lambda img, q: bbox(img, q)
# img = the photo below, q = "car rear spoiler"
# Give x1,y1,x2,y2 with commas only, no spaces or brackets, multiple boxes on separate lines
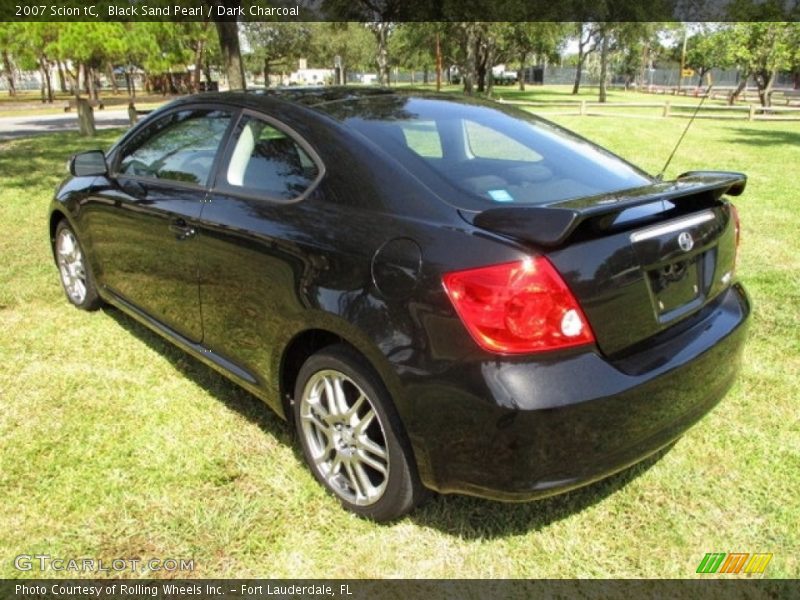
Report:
466,171,746,248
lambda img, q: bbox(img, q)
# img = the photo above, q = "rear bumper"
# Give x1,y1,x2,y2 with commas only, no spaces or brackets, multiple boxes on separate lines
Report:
404,283,750,500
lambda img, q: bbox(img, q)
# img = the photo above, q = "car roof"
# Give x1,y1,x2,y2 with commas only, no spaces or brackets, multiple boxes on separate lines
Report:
164,86,396,114
162,87,487,122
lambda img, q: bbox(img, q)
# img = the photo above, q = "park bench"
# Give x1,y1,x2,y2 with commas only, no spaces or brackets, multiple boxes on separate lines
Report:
783,90,800,105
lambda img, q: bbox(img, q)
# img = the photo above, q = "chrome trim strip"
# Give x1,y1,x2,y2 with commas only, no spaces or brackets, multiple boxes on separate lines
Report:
630,210,716,243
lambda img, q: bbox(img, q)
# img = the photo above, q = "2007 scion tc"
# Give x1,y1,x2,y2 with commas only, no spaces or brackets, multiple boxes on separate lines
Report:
50,89,750,521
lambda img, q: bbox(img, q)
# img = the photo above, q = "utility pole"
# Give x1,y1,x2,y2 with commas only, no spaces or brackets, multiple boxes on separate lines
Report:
678,26,687,93
435,32,442,92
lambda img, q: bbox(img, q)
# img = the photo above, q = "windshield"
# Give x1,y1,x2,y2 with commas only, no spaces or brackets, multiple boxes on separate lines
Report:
320,95,652,209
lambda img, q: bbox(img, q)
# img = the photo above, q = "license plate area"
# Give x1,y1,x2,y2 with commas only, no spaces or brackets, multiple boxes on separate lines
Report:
648,255,703,322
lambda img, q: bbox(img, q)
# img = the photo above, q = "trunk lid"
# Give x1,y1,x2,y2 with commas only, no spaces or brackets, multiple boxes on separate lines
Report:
461,171,745,356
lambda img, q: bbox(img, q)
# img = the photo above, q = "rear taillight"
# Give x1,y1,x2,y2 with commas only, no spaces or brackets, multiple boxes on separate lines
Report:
730,203,741,270
442,257,595,354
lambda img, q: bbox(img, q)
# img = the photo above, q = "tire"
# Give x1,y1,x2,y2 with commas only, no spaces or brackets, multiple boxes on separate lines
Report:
54,220,102,311
293,344,426,521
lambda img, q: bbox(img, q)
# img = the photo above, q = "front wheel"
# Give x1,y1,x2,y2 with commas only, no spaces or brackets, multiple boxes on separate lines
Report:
293,344,426,521
54,220,101,311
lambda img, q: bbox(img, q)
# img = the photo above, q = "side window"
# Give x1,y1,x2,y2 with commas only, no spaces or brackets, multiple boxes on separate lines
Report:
224,115,319,200
118,109,231,185
464,120,542,162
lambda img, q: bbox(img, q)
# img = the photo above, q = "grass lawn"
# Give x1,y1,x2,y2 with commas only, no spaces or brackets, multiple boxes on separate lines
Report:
0,100,798,578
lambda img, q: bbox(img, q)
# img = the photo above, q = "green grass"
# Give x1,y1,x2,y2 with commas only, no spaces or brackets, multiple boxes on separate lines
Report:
0,98,798,579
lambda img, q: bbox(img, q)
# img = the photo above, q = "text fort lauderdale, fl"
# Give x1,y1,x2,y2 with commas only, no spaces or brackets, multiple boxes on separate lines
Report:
17,583,353,597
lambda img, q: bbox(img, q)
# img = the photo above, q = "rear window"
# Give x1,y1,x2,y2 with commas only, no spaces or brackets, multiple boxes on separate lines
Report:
322,97,651,208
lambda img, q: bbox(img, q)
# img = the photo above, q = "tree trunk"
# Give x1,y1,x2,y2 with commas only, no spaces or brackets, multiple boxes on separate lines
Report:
573,58,584,94
57,60,67,93
484,43,494,97
203,60,212,87
130,70,136,99
435,33,442,91
598,33,609,103
128,102,138,126
106,64,119,94
263,57,271,88
572,46,584,94
64,63,78,98
39,58,53,103
167,70,177,94
87,66,98,101
215,16,246,91
476,37,487,94
463,25,476,95
639,45,648,89
518,52,527,91
729,75,748,105
77,98,96,137
373,23,390,86
193,38,204,92
81,64,91,96
757,69,776,107
2,50,15,96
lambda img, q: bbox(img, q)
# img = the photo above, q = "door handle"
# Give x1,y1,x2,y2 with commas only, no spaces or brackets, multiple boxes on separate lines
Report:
169,218,196,241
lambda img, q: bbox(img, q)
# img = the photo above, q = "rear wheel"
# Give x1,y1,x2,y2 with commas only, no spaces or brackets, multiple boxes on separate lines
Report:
54,220,101,311
293,344,425,521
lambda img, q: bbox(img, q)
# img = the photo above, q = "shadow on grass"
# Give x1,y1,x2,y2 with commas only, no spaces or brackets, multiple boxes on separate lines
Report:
410,445,673,539
102,306,294,449
0,130,122,191
103,304,675,539
726,127,800,147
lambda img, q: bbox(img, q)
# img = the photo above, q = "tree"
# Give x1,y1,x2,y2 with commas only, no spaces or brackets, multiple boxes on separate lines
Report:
723,23,796,106
307,23,373,84
215,21,245,90
0,24,19,96
180,22,217,93
323,0,403,86
56,23,128,100
390,23,437,84
501,23,568,91
684,26,733,87
243,23,312,87
594,23,658,102
11,23,63,103
212,1,246,90
572,22,600,94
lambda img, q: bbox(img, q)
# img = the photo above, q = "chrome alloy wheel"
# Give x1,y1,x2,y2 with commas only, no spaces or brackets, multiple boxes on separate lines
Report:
56,228,87,304
299,369,390,506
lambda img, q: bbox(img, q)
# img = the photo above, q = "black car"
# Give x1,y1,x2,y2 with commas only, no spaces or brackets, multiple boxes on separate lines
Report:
50,88,750,521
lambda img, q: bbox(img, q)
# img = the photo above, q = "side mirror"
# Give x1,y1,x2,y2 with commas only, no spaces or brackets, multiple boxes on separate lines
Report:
69,150,108,177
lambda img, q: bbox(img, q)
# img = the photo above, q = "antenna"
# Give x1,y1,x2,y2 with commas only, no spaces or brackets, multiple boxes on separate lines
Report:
655,84,713,181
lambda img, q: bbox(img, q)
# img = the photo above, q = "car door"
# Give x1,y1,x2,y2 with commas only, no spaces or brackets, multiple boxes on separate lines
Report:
195,110,326,393
85,106,235,342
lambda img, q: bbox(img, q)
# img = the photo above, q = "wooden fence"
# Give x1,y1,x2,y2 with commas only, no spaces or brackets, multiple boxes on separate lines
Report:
497,99,800,121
